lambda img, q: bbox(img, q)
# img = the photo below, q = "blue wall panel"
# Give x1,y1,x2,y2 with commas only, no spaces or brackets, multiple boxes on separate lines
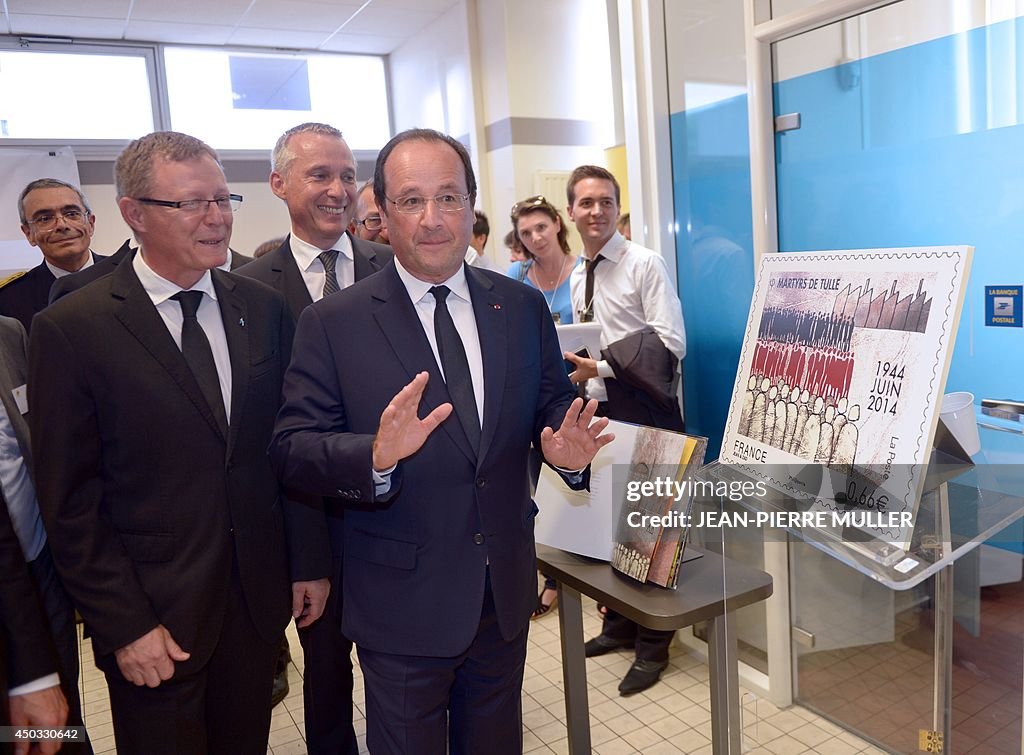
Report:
671,95,756,459
774,16,1024,406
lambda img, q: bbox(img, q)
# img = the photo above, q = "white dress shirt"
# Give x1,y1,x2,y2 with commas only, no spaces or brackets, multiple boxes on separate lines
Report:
133,251,232,420
371,256,483,491
394,256,484,424
45,251,96,279
289,232,355,300
569,232,686,402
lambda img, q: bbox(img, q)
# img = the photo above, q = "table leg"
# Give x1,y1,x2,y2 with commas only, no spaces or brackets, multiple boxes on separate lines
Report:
556,582,591,755
707,611,741,755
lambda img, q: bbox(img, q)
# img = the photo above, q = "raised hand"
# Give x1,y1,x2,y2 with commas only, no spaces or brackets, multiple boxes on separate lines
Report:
540,398,614,470
372,372,453,471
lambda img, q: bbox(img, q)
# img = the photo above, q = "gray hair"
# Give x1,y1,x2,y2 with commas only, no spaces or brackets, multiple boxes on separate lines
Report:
18,178,92,224
271,122,344,176
115,131,221,199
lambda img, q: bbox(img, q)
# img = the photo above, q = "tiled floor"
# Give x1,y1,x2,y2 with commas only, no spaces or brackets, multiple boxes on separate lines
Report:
797,580,1024,755
78,594,883,755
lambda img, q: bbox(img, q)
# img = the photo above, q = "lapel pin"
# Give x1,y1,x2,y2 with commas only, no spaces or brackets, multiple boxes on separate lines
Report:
492,303,501,310
239,317,246,327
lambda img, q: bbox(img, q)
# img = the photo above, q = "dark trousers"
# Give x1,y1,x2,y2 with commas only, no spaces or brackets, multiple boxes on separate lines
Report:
101,572,279,755
597,378,684,662
600,609,674,663
298,555,357,755
357,573,527,755
28,544,92,754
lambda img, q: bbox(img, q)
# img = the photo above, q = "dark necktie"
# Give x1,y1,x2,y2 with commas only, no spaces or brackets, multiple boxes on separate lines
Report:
582,255,604,323
430,285,481,451
319,250,340,297
171,291,227,435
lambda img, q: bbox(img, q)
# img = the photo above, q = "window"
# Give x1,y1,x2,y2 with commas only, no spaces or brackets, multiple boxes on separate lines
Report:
164,47,391,151
0,48,155,140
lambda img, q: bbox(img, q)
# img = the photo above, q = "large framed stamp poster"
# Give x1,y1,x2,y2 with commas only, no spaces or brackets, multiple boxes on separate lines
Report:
720,247,973,551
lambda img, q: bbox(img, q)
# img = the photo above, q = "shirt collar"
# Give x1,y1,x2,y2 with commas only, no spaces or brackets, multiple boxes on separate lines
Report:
586,231,629,264
289,230,354,272
45,251,95,279
394,254,471,305
133,248,218,306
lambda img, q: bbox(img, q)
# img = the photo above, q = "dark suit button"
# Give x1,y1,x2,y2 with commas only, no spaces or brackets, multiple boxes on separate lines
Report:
476,478,486,488
473,533,484,545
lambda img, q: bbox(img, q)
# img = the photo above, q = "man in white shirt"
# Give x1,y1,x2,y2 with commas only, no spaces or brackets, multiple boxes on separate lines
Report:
564,164,686,696
464,210,504,274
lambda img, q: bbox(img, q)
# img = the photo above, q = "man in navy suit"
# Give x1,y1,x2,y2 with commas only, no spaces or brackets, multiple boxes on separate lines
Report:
271,128,613,754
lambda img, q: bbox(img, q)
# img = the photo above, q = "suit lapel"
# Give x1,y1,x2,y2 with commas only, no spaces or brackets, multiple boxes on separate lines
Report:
276,237,314,322
466,266,506,463
213,271,248,459
350,234,380,281
371,266,477,464
110,261,226,442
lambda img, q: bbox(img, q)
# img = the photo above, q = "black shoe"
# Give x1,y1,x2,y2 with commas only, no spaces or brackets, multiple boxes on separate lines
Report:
618,659,668,696
584,634,632,658
271,669,289,708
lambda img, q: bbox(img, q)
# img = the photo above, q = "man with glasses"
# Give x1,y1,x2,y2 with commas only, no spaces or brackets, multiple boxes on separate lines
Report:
350,179,390,245
28,131,325,754
238,122,391,755
271,128,613,754
0,178,124,334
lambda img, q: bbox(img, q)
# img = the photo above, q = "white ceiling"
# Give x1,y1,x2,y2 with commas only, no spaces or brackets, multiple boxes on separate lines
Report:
1,0,462,55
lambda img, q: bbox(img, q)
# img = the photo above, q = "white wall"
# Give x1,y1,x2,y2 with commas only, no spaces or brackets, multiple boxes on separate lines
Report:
389,1,474,140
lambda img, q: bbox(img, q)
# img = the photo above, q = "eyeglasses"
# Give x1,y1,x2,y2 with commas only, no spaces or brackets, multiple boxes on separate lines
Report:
135,194,243,213
356,214,383,231
510,195,549,219
385,194,470,214
26,208,90,230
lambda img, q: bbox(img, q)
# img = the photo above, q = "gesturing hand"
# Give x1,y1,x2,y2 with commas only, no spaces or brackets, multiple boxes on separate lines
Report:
540,398,615,470
372,372,453,471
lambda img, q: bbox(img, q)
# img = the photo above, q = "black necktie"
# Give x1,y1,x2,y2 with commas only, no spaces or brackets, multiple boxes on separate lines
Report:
582,255,604,323
430,285,481,451
172,291,227,435
319,250,340,297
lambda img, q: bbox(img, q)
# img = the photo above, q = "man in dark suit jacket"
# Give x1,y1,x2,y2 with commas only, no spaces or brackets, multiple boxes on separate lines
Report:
49,241,251,304
271,129,612,755
0,315,89,752
28,131,327,755
237,122,391,755
0,178,112,334
0,496,68,750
